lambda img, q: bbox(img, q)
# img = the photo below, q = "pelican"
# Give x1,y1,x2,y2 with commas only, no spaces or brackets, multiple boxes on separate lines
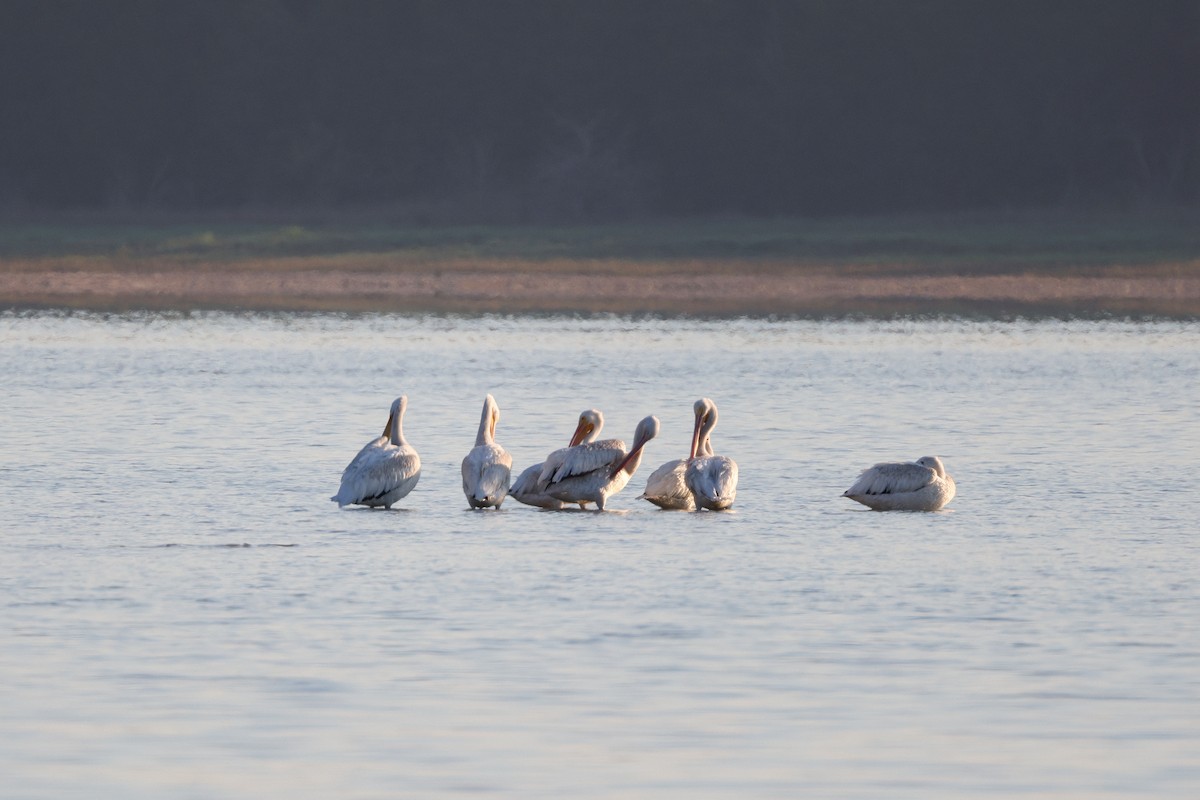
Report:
331,396,421,509
640,434,712,511
684,397,738,511
639,458,694,510
461,394,512,509
508,409,604,510
842,455,955,511
539,415,660,511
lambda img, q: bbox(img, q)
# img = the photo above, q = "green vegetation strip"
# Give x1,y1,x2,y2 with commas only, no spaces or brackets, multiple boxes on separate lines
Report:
3,211,1200,271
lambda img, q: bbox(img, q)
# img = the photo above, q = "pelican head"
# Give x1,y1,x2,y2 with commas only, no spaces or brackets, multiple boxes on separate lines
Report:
916,456,946,477
570,408,604,446
611,415,660,477
689,397,718,461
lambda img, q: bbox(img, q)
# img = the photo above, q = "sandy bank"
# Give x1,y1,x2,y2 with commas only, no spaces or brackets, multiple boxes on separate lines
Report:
3,262,1200,317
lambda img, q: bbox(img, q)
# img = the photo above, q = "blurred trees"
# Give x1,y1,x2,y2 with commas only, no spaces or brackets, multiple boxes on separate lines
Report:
1,0,1197,218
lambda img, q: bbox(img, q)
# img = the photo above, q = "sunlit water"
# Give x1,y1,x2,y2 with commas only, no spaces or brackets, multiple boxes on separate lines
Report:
2,310,1198,799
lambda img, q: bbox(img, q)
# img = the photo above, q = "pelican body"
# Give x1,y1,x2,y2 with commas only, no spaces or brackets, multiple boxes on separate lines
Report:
684,398,738,511
843,455,955,511
509,409,604,510
507,463,567,510
641,436,711,511
331,396,421,509
639,458,694,510
461,394,512,509
539,415,660,511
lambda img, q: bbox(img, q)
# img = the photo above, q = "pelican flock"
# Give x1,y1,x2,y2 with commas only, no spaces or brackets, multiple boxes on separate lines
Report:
842,455,956,511
461,394,512,509
331,395,421,509
330,393,956,513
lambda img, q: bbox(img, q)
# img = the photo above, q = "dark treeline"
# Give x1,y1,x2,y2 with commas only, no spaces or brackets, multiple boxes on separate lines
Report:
2,1,1198,221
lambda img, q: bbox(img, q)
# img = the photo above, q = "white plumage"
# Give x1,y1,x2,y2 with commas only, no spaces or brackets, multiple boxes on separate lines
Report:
843,455,955,511
540,438,623,486
639,458,694,510
461,393,512,509
331,396,421,509
507,463,566,510
684,397,738,511
539,415,660,511
640,434,711,511
508,409,604,510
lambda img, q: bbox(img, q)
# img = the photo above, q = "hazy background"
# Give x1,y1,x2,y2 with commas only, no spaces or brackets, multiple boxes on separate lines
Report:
1,0,1198,221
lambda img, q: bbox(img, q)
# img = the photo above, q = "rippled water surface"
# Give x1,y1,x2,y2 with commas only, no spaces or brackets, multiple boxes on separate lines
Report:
2,311,1198,799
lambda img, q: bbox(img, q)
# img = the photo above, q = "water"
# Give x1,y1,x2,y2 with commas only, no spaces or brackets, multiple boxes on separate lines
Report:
2,310,1198,799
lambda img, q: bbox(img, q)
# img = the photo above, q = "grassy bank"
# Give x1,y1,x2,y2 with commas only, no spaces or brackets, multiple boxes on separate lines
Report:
3,209,1200,272
3,210,1200,316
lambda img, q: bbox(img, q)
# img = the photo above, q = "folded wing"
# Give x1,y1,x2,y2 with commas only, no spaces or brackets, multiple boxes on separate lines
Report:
845,461,935,497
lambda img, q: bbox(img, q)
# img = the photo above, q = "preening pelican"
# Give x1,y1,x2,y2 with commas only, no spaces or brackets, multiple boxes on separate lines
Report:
684,398,738,511
461,394,512,509
539,415,660,511
508,409,604,510
842,455,955,511
331,396,421,509
640,435,712,511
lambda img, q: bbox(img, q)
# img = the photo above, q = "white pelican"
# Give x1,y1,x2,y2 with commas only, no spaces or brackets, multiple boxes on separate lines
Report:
461,394,513,509
640,434,712,511
539,415,660,511
330,396,421,509
842,455,955,511
508,409,604,510
684,397,738,511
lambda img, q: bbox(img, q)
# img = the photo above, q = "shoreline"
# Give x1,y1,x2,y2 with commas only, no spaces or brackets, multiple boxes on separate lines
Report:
3,263,1200,318
4,213,1200,317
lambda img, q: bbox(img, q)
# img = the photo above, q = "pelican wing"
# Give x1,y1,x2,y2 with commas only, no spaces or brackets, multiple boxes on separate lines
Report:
508,462,568,509
331,436,386,504
539,439,626,486
705,456,739,499
462,444,513,490
639,458,694,509
462,443,512,501
686,455,739,505
333,443,421,506
509,462,542,496
478,462,512,498
845,461,935,497
338,436,387,478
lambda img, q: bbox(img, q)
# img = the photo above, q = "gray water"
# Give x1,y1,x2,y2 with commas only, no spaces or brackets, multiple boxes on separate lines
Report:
2,311,1198,799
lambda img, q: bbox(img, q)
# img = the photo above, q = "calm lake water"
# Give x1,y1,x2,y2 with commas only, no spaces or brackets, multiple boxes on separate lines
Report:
2,310,1198,799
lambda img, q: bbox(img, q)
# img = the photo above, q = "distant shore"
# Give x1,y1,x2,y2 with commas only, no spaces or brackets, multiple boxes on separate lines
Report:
3,214,1199,317
4,262,1200,317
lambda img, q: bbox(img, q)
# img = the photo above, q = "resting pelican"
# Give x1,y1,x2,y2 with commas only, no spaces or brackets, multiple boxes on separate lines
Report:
684,398,738,511
508,409,604,510
640,435,712,511
461,394,512,509
331,396,421,509
843,455,955,511
539,415,660,511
